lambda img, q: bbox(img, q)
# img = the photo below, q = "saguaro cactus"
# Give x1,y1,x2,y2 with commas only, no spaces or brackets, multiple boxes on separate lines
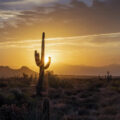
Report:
35,32,51,96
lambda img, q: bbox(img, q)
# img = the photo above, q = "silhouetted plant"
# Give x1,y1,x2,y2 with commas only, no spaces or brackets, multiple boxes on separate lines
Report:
0,99,50,120
46,71,73,89
23,73,28,79
0,104,41,120
35,32,51,96
106,71,112,81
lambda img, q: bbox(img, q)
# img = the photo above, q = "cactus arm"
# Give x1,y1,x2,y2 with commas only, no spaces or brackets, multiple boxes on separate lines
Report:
44,57,51,69
35,50,42,67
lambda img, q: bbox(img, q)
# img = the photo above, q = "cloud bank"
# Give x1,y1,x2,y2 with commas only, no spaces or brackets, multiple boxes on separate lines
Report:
0,0,119,42
0,32,120,49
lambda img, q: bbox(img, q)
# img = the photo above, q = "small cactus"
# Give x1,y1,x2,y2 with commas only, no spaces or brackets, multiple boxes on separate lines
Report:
106,71,112,81
35,32,51,96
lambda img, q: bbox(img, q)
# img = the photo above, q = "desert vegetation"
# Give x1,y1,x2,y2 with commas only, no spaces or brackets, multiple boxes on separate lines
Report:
0,0,119,119
0,71,120,120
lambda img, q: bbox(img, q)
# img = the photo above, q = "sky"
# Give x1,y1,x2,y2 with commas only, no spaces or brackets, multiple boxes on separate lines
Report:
0,0,120,74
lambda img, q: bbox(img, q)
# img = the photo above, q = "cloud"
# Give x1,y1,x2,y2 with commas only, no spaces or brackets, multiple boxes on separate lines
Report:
0,0,120,41
0,0,70,11
0,10,22,28
78,0,93,6
0,32,120,49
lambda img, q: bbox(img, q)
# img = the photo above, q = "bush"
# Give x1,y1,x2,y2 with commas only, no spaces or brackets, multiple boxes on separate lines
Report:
0,104,43,120
46,71,73,89
0,93,6,107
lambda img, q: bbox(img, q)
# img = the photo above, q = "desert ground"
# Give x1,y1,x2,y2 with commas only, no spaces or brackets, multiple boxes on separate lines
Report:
0,72,120,120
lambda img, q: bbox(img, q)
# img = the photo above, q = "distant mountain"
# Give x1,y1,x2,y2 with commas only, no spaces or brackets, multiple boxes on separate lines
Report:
1,64,120,78
0,66,37,78
52,64,120,76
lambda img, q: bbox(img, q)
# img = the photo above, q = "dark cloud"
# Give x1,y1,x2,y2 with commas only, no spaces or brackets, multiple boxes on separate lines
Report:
0,0,23,2
19,0,120,35
0,0,120,41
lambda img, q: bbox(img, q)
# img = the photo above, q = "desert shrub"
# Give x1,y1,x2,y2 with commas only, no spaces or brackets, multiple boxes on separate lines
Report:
110,86,120,93
63,115,93,120
0,93,16,106
0,93,6,107
98,115,115,120
0,82,7,88
48,76,60,89
0,104,43,120
48,91,61,99
0,76,33,88
101,106,118,115
48,88,64,100
60,80,73,89
109,80,120,92
84,103,98,110
64,97,80,108
64,89,78,97
64,90,73,96
0,90,33,107
11,88,23,100
0,104,26,120
46,71,73,89
80,91,93,98
86,83,100,93
78,108,90,116
83,96,98,104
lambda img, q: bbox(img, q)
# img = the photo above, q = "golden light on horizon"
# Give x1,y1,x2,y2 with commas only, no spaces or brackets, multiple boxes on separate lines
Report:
1,32,120,73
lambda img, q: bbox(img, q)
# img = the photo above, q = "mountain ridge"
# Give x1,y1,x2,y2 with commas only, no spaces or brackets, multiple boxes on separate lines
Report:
51,64,120,76
1,64,120,78
0,66,37,78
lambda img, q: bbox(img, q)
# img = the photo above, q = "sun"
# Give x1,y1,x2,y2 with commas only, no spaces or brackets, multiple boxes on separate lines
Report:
44,54,56,64
45,56,49,64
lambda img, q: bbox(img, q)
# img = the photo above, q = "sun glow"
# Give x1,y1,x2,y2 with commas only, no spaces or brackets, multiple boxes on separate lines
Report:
44,54,57,65
45,56,49,64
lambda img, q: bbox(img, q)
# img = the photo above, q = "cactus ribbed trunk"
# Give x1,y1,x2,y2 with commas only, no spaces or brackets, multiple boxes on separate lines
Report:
35,32,51,96
36,33,45,95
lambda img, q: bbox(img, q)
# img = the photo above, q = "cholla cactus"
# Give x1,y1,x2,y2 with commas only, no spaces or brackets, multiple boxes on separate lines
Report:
35,32,51,96
106,71,112,81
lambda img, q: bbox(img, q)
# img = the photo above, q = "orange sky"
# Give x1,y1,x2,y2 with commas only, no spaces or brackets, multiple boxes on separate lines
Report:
0,0,120,74
1,32,120,73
